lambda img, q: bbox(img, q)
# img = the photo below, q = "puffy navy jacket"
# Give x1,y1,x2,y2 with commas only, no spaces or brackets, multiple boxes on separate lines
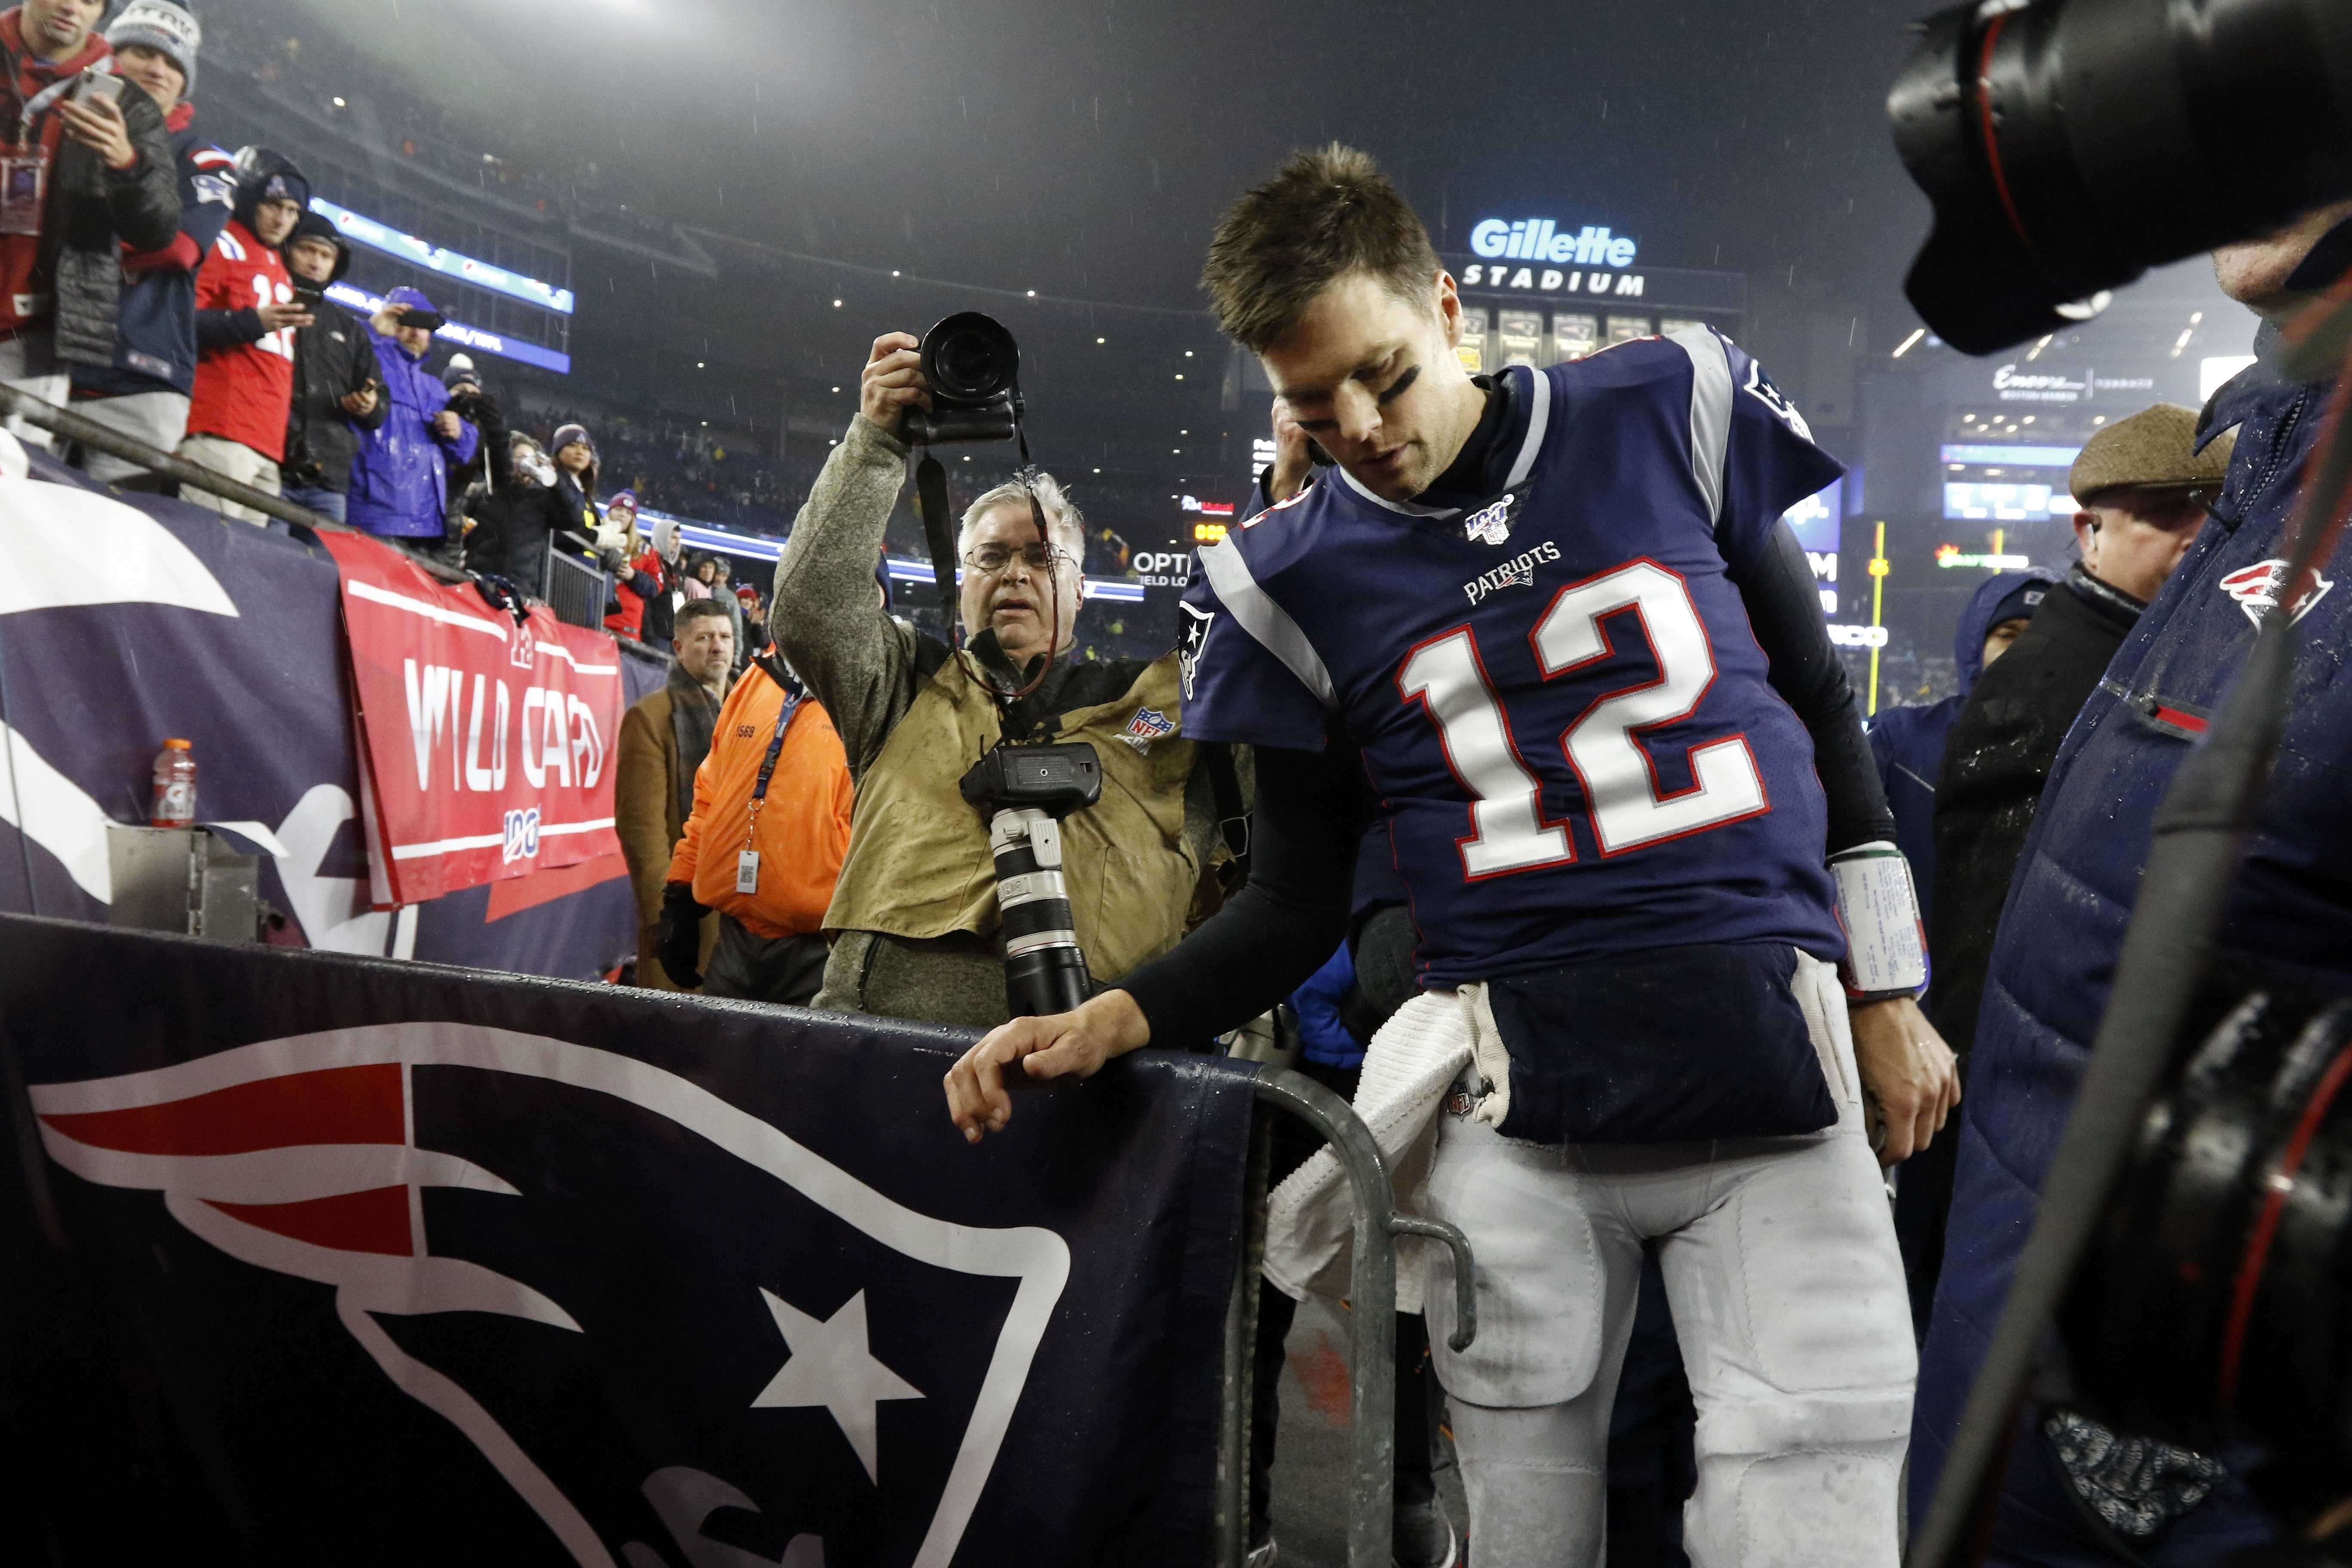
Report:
1867,570,2050,921
1910,332,2348,1559
68,107,233,398
347,325,478,539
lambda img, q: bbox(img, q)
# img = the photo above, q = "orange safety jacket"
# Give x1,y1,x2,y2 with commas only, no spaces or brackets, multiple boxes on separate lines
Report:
667,662,854,940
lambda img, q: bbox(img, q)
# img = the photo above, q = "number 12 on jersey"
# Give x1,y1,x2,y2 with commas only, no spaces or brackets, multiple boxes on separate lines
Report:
1397,559,1767,878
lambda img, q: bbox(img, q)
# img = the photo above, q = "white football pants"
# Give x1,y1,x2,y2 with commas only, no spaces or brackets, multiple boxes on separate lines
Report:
1421,952,1914,1568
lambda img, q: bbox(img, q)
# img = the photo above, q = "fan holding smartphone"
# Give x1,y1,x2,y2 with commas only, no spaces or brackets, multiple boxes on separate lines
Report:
56,66,136,173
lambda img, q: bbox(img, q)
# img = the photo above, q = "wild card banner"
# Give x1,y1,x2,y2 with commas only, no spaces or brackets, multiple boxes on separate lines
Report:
320,530,627,907
0,453,656,978
0,916,1256,1567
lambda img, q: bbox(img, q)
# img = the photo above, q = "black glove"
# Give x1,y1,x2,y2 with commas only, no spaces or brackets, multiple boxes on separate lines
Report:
655,882,709,988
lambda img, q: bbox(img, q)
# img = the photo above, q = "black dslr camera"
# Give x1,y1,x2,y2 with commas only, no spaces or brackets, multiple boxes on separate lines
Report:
903,312,1023,445
959,741,1103,1019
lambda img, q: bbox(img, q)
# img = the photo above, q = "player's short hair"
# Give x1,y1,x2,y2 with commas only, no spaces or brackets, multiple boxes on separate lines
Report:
674,598,734,632
958,469,1087,562
1201,143,1444,352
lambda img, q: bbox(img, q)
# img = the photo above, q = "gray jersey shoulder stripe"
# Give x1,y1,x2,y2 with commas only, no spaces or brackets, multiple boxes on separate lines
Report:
1197,537,1338,708
1503,363,1552,489
1667,325,1733,530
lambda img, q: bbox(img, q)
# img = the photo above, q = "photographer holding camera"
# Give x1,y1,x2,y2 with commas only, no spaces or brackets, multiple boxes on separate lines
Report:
769,328,1240,1030
1912,199,2352,1565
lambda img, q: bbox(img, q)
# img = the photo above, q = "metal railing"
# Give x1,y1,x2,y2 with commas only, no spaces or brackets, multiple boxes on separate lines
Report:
0,382,478,587
1213,1069,1477,1568
543,536,611,632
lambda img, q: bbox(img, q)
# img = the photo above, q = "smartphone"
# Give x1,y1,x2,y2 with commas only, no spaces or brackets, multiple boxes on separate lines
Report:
73,70,126,107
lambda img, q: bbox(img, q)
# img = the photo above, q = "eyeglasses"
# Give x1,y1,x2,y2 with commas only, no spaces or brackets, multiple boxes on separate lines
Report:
962,542,1075,576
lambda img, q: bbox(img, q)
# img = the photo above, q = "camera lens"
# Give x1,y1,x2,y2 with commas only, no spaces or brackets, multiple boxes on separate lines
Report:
1890,0,2352,353
920,312,1018,404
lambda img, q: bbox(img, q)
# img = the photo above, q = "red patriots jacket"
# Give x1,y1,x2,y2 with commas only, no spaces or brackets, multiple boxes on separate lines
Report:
186,218,295,461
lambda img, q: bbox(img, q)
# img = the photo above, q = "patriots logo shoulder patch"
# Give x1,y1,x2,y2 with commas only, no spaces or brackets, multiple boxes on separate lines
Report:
1118,707,1174,753
1463,490,1522,547
1177,603,1216,700
2219,558,2334,627
1742,360,1814,444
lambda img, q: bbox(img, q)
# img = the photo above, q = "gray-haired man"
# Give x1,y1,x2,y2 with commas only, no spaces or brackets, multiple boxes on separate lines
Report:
770,329,1243,1029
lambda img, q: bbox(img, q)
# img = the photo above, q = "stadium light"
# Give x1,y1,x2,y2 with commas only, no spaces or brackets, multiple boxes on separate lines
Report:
1891,327,1926,358
310,197,573,315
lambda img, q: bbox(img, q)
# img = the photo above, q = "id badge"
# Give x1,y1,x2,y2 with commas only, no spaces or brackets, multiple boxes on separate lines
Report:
0,150,48,238
735,850,760,895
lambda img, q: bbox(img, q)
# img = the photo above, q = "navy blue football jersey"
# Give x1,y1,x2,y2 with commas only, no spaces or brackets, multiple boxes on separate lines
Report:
1179,331,1847,989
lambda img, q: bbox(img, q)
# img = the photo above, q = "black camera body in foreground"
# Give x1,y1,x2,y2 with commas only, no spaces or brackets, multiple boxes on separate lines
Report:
958,742,1102,818
904,312,1024,445
2065,986,2352,1473
1890,0,2352,354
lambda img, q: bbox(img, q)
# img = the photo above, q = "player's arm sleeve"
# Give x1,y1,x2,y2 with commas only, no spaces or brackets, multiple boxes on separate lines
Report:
1729,518,1893,855
1117,737,1369,1048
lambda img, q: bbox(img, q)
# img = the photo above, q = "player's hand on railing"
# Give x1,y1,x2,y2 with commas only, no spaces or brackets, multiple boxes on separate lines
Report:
945,990,1151,1143
859,332,929,435
1848,994,1961,1167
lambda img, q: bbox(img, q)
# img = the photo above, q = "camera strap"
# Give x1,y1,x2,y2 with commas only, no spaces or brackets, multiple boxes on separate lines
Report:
913,451,959,646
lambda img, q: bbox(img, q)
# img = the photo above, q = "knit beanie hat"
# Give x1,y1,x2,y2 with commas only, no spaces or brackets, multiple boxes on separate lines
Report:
550,423,593,459
107,0,201,99
441,354,481,392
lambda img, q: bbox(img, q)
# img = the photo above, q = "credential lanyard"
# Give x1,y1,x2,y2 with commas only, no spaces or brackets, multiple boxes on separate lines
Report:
742,688,804,837
735,680,803,895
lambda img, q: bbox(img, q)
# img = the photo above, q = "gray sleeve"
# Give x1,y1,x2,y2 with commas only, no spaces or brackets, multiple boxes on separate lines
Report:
771,414,925,780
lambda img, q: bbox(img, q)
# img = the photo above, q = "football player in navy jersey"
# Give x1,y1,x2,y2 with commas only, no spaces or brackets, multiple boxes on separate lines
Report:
945,145,1957,1564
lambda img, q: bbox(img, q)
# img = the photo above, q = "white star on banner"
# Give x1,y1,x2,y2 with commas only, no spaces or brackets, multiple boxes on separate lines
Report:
752,1288,924,1483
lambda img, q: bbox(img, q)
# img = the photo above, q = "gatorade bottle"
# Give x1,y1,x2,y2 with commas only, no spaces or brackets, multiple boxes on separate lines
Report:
151,738,196,828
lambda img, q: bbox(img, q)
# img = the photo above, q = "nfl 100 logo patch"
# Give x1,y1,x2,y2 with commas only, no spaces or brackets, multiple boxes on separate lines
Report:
1463,490,1524,547
1119,707,1175,753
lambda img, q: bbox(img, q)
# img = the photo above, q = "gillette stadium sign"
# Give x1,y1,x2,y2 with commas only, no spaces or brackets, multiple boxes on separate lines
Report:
1469,217,1638,268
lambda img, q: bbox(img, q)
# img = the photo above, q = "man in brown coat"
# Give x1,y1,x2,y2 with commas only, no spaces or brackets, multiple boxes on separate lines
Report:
616,598,733,987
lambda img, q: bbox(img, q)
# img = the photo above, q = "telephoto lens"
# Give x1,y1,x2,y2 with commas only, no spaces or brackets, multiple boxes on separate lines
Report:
987,807,1092,1017
1888,0,2352,353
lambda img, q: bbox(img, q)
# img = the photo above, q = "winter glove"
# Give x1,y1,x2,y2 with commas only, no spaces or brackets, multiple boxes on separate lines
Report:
655,882,709,989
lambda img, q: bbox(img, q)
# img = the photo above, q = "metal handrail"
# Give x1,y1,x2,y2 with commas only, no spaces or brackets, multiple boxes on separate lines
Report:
0,382,473,586
1214,1068,1478,1568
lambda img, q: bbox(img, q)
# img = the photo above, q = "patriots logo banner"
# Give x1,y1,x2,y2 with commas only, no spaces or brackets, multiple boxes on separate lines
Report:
0,916,1255,1565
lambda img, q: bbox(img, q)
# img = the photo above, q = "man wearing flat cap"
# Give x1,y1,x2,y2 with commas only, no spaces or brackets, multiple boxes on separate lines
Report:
1896,402,2235,1318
